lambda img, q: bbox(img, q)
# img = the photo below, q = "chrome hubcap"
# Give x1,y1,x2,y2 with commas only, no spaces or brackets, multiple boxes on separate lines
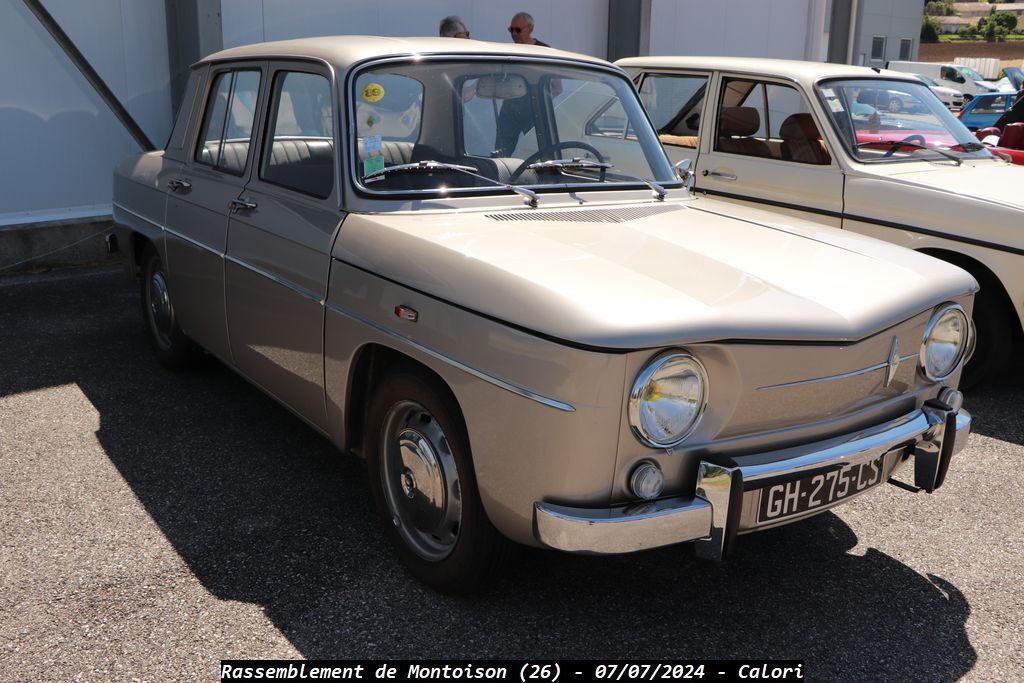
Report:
149,271,174,347
380,401,462,561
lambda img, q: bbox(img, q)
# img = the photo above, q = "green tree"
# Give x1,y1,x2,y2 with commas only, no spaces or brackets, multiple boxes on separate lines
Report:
922,15,941,42
991,11,1017,31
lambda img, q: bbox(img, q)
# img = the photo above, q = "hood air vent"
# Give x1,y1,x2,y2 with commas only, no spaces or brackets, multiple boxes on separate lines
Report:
486,204,684,223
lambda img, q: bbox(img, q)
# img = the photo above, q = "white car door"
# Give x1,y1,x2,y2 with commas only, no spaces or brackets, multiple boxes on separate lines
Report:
694,75,844,228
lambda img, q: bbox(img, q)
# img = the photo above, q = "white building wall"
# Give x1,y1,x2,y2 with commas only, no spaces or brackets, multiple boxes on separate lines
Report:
0,0,171,227
220,0,609,59
647,0,825,61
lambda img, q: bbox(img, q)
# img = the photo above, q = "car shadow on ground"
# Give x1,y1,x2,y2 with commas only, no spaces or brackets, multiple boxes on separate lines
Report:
0,269,981,679
962,343,1024,446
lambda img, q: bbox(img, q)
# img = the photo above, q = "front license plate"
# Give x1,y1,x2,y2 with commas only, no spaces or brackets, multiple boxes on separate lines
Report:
757,455,885,524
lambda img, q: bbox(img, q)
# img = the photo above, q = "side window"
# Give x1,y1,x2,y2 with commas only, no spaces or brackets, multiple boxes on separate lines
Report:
638,73,708,149
195,70,261,175
716,79,829,165
260,71,334,198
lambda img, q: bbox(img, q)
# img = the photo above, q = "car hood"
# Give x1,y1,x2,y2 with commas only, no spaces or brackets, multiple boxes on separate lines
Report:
883,161,1024,212
334,198,975,349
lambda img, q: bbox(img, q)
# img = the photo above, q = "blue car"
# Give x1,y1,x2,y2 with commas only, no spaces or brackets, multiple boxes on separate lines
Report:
958,92,1016,130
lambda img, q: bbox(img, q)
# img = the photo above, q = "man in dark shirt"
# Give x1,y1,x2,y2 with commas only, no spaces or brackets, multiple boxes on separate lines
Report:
508,11,548,47
497,12,559,156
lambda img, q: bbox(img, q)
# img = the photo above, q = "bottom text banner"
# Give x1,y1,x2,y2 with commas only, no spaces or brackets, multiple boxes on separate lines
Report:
220,660,804,683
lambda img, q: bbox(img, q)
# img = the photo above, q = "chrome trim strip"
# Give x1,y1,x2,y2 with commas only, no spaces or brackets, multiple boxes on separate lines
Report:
757,353,918,390
112,202,164,231
324,300,575,413
164,225,222,257
224,254,323,304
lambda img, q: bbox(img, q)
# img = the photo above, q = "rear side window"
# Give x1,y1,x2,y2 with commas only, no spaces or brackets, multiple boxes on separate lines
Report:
260,71,335,198
195,70,261,175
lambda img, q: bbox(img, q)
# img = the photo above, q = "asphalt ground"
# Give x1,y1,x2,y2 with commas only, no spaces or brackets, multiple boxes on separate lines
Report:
1,266,1022,681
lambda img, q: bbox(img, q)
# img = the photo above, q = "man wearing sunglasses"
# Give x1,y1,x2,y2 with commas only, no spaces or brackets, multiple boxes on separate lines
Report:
508,12,549,47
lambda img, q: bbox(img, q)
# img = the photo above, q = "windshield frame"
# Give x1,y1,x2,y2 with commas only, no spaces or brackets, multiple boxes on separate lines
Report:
814,76,995,165
344,54,680,200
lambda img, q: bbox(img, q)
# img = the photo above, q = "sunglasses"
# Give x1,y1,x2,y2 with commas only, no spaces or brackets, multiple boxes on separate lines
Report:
508,26,525,34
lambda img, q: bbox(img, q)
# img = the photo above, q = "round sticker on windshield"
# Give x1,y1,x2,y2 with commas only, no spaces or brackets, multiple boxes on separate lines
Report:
362,83,385,103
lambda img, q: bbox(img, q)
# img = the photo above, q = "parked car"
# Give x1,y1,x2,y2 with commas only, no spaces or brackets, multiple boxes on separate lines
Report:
993,66,1023,94
618,55,1023,386
912,74,964,111
886,61,999,100
958,92,1016,131
113,38,975,592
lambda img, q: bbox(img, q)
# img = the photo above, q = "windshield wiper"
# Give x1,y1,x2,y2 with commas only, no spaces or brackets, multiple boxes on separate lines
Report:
960,141,987,152
855,140,962,166
527,158,669,200
364,160,540,207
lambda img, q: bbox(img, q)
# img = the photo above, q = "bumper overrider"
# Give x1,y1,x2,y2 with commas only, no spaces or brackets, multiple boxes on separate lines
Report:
534,392,970,560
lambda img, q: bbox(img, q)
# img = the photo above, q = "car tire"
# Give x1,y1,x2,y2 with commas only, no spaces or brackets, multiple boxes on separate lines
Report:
140,244,202,368
365,368,511,593
888,97,902,113
961,290,1012,390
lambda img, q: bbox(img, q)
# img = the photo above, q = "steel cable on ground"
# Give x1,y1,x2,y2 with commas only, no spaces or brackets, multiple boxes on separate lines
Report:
0,230,111,274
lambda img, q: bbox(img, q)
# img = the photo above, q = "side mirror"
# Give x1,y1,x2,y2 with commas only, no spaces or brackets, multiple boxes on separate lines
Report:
674,158,695,191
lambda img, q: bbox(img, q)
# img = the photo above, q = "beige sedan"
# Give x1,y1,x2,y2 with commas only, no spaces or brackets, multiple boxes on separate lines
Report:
618,55,1024,386
114,37,975,592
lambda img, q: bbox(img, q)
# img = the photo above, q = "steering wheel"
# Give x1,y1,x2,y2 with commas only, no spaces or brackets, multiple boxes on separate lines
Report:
882,134,927,157
509,141,607,182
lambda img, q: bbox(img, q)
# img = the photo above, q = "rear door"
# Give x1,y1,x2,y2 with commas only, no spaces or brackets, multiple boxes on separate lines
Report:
694,74,844,227
164,64,265,361
224,62,341,431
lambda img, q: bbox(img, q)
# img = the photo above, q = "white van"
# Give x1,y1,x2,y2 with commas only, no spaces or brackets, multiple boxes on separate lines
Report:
886,61,999,99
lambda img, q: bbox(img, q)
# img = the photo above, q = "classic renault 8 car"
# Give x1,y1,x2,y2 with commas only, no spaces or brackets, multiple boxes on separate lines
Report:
114,37,975,592
617,56,1024,386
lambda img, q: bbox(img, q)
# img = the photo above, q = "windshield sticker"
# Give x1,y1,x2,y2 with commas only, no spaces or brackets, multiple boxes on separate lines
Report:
363,135,382,153
821,88,836,98
363,155,385,180
362,83,385,103
827,98,844,113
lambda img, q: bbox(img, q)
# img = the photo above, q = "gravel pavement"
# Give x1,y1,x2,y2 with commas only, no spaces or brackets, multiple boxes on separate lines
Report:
1,266,1022,681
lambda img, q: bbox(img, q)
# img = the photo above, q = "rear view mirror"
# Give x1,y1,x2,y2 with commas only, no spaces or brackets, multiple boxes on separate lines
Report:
475,74,528,100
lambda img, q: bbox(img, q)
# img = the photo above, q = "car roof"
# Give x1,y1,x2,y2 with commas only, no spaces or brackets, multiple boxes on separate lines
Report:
615,55,920,86
200,35,609,72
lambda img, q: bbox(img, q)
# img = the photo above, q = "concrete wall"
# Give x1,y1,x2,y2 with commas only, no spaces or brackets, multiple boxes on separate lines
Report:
646,0,829,61
220,0,609,58
0,0,171,227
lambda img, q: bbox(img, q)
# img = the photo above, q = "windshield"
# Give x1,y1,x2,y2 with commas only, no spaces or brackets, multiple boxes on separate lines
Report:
816,79,994,163
350,59,676,195
958,65,984,82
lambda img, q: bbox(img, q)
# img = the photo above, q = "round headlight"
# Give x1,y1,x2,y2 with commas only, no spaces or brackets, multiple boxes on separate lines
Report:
919,304,970,381
628,352,709,448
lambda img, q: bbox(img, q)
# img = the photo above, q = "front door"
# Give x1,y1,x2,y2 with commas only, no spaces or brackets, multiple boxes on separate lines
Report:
694,75,844,227
225,66,341,431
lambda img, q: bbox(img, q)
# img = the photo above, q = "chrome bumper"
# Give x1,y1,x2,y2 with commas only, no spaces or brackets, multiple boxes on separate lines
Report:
534,399,970,559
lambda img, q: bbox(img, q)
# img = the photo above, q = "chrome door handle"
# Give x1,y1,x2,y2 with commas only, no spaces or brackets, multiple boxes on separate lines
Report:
167,179,192,192
703,170,737,181
229,198,258,213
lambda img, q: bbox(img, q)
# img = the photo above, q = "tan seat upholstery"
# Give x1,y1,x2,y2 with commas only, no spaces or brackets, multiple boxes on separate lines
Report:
717,107,771,158
779,113,831,165
659,134,698,149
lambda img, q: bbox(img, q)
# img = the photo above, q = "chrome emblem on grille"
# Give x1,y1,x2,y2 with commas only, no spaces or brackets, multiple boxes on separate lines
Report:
884,337,900,387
